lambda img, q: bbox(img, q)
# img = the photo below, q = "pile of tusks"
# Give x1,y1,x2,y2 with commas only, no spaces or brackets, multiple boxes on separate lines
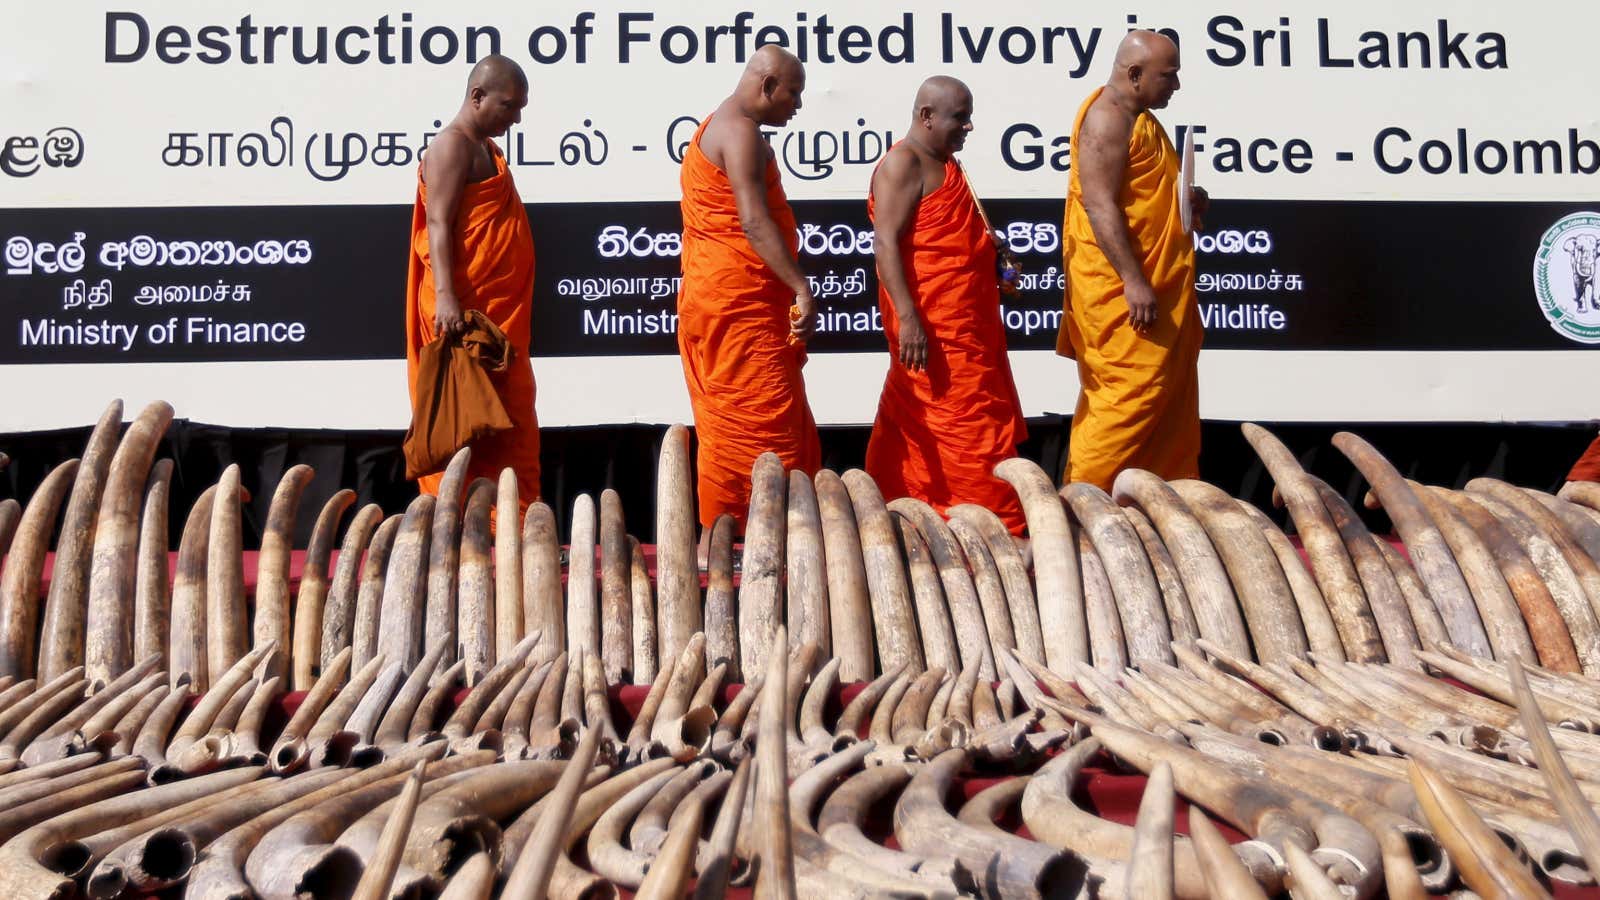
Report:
0,401,1597,897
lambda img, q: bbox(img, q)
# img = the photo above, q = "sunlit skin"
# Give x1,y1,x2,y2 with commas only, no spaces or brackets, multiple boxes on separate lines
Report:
692,45,815,568
422,54,530,339
871,76,977,374
1076,31,1208,334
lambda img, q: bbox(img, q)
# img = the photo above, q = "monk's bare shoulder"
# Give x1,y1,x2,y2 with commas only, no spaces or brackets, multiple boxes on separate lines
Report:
872,142,922,198
699,101,765,173
423,127,474,190
1079,95,1134,156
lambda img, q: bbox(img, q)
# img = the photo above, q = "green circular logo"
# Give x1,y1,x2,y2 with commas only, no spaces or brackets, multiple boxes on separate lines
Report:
1534,212,1600,344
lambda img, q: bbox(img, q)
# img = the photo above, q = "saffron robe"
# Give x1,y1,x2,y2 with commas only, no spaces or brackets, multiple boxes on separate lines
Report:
677,116,821,529
406,141,540,511
1571,432,1600,482
1057,87,1203,490
865,153,1028,533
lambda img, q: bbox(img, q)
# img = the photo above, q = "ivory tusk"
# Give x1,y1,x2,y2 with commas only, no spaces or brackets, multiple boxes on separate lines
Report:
1121,504,1201,645
1507,656,1600,871
787,470,831,659
896,513,960,673
693,755,752,900
704,513,740,682
1408,759,1552,899
633,786,705,900
1127,760,1175,900
895,748,1083,898
498,657,554,761
250,463,314,686
270,645,351,773
629,535,658,684
38,399,123,683
497,724,606,900
1332,432,1490,656
1076,526,1128,672
349,761,427,900
994,458,1087,675
521,501,565,662
655,423,700,667
408,658,466,746
0,459,78,679
204,464,249,688
130,679,190,772
947,513,1021,669
1168,479,1309,664
1234,499,1345,660
567,493,599,660
301,652,387,768
436,851,494,900
351,514,403,673
171,482,226,691
378,494,435,673
1306,477,1422,669
496,467,524,664
457,477,497,685
598,488,633,683
1187,807,1270,900
892,498,995,679
320,503,384,673
586,765,685,887
424,448,472,676
843,469,924,673
85,400,174,690
948,502,1047,668
739,453,788,679
754,623,797,899
1063,483,1174,665
816,469,876,681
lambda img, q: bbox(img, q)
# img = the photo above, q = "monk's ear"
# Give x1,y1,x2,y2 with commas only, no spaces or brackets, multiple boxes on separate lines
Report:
1126,62,1143,87
760,73,780,101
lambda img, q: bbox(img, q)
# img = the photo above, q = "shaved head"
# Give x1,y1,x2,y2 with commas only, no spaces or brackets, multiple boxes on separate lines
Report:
467,53,528,95
913,75,972,114
1108,30,1181,110
735,44,806,126
1113,30,1179,71
746,44,803,83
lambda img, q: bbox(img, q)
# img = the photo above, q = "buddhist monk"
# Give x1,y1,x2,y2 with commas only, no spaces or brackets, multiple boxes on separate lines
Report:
678,45,821,547
864,76,1028,533
1568,431,1600,483
406,54,540,511
1057,31,1209,490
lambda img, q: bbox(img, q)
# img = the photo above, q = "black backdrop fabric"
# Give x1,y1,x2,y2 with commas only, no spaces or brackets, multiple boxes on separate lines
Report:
1,417,1595,551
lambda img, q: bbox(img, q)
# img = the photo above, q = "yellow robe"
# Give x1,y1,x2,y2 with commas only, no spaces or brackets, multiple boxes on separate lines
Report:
1057,86,1202,490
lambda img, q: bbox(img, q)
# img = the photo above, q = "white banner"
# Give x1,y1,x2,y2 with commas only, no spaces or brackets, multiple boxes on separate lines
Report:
2,1,1597,430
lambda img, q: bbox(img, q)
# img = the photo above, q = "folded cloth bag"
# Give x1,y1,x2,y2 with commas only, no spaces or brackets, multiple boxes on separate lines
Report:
403,309,515,479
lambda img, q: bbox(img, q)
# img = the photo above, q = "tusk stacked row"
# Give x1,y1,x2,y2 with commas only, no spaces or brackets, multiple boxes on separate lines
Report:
0,398,1594,896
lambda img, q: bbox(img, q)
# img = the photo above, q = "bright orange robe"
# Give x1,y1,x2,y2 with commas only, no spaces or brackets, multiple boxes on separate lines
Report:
406,142,540,511
1571,433,1600,482
865,153,1028,533
678,116,821,529
1057,87,1202,491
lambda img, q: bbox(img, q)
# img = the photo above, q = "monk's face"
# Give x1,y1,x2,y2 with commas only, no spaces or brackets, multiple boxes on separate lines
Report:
473,82,529,137
760,65,806,126
1132,47,1181,109
923,89,974,156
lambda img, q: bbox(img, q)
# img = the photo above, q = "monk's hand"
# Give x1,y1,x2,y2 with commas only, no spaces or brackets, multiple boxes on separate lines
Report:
1125,281,1159,334
897,314,929,372
434,294,466,341
790,291,819,343
1189,185,1210,232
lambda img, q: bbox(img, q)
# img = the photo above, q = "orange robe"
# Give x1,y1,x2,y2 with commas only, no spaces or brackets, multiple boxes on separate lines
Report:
1571,432,1600,482
406,142,540,511
678,116,821,529
864,153,1028,533
1056,86,1202,491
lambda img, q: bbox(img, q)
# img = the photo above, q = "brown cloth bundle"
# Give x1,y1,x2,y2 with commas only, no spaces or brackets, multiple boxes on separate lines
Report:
403,309,515,479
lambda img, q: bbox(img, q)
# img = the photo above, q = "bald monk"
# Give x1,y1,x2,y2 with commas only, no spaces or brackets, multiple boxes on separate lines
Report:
865,77,1028,533
1057,31,1209,490
406,54,541,510
679,45,821,540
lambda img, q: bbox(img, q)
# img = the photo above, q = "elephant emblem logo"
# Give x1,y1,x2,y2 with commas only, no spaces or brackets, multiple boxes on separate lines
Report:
1535,212,1600,344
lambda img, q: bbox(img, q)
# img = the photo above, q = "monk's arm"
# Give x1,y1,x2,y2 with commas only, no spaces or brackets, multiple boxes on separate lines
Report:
870,149,928,372
723,124,818,340
422,131,471,339
1076,105,1157,332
